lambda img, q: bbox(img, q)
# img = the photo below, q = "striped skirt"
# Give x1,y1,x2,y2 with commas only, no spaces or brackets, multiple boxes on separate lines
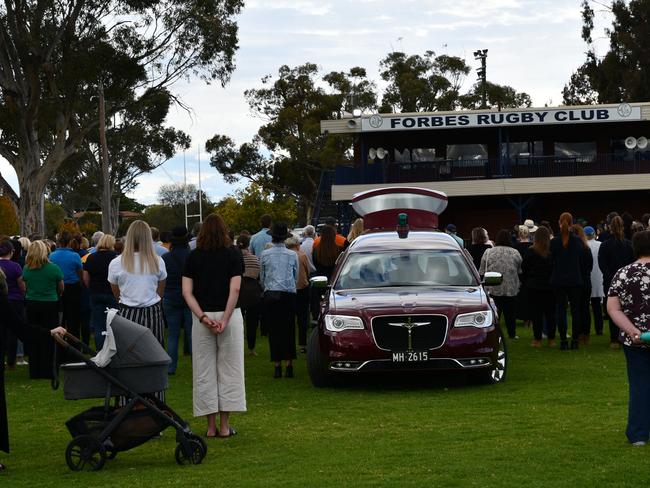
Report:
118,301,166,402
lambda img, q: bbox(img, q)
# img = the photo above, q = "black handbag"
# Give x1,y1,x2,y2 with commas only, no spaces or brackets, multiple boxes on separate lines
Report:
238,276,262,309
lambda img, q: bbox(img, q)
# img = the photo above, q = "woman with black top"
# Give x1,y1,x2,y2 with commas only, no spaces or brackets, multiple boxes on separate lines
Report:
522,227,556,347
162,226,193,375
82,234,118,349
0,269,65,471
571,224,594,345
550,212,588,350
467,227,491,270
599,215,635,349
182,214,245,438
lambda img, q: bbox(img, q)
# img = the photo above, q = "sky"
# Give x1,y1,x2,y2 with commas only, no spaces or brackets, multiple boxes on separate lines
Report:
0,0,613,206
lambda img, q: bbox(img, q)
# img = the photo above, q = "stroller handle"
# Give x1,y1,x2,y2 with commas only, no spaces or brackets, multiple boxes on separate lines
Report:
52,331,96,355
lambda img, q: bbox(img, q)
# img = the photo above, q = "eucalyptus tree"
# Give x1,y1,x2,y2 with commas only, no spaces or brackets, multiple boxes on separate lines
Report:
0,0,242,235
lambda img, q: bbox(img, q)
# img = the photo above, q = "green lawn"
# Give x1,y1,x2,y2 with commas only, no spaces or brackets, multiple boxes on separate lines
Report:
3,325,644,487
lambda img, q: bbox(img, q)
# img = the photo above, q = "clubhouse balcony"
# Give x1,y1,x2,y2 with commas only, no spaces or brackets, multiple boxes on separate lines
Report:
321,102,650,202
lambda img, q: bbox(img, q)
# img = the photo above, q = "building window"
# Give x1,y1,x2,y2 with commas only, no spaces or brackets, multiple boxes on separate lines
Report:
506,141,543,158
411,148,436,162
554,142,596,160
394,148,411,163
446,144,488,161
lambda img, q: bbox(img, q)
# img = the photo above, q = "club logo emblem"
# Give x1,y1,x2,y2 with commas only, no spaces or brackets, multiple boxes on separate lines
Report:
617,103,632,118
388,317,430,351
368,114,383,128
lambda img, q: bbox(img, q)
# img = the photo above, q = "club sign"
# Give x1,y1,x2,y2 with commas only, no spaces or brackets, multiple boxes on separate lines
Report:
360,103,641,132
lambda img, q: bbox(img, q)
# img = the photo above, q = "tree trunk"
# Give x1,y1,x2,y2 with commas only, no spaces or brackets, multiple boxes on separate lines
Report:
17,156,46,238
98,83,113,234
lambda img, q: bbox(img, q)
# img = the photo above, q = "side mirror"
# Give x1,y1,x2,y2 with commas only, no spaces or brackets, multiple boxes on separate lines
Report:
482,271,503,286
310,276,329,289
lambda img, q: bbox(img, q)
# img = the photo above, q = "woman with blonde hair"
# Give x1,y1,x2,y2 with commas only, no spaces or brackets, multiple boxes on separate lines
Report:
83,234,118,349
108,221,167,397
550,212,588,350
347,218,364,244
22,240,64,378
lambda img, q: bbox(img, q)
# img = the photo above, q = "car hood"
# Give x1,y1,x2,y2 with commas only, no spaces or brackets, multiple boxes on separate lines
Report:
329,286,488,315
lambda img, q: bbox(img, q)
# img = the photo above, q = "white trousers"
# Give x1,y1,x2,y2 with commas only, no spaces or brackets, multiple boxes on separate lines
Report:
192,309,247,417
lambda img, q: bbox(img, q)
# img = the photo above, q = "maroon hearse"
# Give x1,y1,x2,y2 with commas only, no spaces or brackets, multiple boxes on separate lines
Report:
307,187,507,387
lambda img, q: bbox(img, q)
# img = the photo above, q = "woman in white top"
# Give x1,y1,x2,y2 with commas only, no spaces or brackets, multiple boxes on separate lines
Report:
108,220,167,398
585,226,604,335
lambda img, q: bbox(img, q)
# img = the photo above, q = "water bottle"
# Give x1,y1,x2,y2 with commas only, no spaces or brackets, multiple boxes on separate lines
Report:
640,332,650,342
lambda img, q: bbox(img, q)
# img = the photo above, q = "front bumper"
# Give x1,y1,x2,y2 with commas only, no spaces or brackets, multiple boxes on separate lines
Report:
322,325,498,373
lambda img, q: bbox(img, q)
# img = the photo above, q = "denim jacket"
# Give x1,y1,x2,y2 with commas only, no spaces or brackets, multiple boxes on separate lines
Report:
260,244,298,293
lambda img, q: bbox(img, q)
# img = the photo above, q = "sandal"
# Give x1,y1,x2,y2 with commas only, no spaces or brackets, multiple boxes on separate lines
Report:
218,427,237,438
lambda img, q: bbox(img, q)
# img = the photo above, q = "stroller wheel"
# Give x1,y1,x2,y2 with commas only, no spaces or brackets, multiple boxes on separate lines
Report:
187,433,208,454
66,435,107,472
175,439,206,466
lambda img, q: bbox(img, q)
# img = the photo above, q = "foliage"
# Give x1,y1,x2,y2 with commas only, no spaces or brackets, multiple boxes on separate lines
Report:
47,89,191,222
461,81,532,110
77,213,102,236
379,51,471,113
207,63,373,220
0,195,18,236
0,0,243,235
3,326,648,487
141,185,215,233
563,0,650,104
214,183,297,233
58,219,80,236
44,202,66,239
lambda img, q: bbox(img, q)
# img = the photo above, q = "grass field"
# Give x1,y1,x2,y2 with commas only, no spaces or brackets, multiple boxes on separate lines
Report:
2,324,645,487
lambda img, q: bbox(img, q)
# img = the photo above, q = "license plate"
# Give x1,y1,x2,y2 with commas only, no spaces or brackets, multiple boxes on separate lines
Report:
392,351,429,362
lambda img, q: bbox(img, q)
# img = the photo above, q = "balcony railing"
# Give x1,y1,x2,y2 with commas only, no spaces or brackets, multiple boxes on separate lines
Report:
334,154,650,185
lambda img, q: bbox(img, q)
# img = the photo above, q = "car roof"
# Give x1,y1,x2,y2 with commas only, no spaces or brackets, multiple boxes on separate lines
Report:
348,230,461,252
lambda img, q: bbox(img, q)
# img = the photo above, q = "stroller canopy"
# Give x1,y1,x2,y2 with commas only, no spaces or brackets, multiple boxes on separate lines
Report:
107,314,170,368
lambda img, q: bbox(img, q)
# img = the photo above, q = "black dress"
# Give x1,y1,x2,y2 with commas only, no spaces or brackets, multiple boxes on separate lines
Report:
0,292,49,453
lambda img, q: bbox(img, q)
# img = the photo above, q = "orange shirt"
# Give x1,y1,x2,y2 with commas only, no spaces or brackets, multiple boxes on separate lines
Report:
313,234,347,248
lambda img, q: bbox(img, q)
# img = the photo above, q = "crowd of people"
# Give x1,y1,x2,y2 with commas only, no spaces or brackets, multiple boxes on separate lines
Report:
0,213,361,467
457,211,646,350
3,206,650,468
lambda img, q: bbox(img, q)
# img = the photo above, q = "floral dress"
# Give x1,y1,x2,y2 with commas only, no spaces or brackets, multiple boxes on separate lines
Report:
607,262,650,347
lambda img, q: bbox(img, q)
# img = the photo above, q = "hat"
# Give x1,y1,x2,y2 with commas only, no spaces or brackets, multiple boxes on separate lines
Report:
445,224,457,232
584,226,595,236
267,222,291,240
523,219,538,233
169,226,189,244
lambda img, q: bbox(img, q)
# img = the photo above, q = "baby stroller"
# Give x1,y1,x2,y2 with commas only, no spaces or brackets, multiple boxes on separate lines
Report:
52,310,207,471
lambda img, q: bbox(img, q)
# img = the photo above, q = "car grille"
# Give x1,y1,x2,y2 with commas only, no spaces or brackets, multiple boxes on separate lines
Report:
371,315,448,351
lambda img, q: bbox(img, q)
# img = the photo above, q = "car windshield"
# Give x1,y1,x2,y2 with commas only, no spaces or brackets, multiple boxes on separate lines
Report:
334,250,478,289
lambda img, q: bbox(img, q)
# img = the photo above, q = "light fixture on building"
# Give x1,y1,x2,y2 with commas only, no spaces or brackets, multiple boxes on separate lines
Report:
625,136,637,150
376,147,387,159
368,148,377,160
347,119,357,129
637,136,648,150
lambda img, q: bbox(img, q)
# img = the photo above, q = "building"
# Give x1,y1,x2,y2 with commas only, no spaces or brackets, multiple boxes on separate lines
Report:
319,102,650,236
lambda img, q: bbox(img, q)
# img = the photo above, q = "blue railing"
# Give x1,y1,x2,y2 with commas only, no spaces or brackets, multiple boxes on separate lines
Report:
334,154,650,185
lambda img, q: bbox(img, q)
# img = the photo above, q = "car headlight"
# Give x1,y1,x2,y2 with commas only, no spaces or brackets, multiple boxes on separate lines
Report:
324,315,364,332
454,310,493,328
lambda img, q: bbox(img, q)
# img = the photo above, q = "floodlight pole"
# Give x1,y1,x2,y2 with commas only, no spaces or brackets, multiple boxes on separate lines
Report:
473,49,488,109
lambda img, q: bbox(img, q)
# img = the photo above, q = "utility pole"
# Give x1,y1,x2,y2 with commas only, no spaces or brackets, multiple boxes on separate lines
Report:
98,81,113,234
473,49,488,109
